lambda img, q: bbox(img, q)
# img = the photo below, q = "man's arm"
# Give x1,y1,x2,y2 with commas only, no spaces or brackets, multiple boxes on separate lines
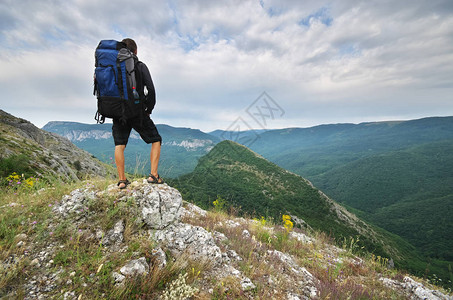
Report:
138,62,156,113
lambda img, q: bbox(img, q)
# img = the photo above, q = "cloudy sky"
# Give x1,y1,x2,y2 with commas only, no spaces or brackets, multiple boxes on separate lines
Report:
1,0,452,132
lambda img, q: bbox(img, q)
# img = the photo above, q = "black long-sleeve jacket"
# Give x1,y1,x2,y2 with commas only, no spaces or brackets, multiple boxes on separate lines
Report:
135,58,156,113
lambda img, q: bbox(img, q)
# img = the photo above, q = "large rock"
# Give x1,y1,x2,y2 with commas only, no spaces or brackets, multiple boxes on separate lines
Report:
53,188,96,218
131,181,182,229
153,223,222,264
120,257,149,276
267,250,318,298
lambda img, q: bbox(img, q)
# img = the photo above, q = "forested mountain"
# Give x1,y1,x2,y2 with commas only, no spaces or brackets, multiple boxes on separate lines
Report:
170,140,434,277
311,140,453,261
239,117,453,284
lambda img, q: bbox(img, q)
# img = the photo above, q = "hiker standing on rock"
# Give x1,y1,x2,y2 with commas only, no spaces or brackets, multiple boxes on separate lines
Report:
112,38,164,188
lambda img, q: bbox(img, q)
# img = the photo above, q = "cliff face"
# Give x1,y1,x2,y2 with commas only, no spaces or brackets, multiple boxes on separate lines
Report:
2,179,450,299
0,110,114,181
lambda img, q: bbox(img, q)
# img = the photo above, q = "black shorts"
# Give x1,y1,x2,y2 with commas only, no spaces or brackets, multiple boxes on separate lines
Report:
112,115,162,146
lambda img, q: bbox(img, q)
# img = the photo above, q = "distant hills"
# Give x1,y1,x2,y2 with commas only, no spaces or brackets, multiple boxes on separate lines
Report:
42,121,219,178
239,118,453,264
246,117,453,177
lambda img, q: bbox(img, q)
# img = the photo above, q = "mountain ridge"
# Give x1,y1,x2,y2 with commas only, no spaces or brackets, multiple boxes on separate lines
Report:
0,110,114,181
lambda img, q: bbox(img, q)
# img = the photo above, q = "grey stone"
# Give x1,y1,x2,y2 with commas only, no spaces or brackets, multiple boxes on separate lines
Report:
63,291,76,300
218,264,256,291
53,188,96,218
380,276,451,300
30,258,40,266
226,250,243,262
181,202,207,218
224,220,241,228
289,231,313,244
96,230,104,240
150,247,167,269
212,231,228,243
120,257,149,276
153,223,222,264
102,219,124,246
133,182,182,229
240,277,256,291
267,250,318,298
14,233,28,241
242,229,251,238
112,272,125,284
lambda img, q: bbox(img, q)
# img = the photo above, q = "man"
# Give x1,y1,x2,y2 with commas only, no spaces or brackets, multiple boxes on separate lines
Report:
113,38,163,189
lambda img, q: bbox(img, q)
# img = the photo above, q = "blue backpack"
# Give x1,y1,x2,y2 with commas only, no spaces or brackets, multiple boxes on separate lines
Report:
93,40,143,124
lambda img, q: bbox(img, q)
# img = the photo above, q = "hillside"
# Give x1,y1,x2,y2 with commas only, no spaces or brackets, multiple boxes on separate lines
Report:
228,117,453,284
170,141,435,276
42,121,219,178
311,140,453,261
0,110,114,181
1,177,451,299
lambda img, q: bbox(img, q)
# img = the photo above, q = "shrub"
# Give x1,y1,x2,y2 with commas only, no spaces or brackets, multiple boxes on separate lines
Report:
0,154,32,178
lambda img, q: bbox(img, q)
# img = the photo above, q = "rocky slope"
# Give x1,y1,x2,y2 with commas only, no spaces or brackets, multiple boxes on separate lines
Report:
1,180,451,299
0,110,114,181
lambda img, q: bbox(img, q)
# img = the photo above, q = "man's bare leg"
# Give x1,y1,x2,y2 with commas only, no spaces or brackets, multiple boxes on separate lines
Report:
115,145,127,187
148,141,162,182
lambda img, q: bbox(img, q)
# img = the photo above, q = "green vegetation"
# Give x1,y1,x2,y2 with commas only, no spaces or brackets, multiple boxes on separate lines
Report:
171,141,453,289
0,154,33,179
235,117,453,287
173,141,345,233
309,141,453,284
172,143,404,270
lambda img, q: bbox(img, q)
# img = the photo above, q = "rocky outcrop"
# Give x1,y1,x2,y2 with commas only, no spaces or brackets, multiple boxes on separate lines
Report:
153,223,222,264
132,182,182,229
381,276,452,300
0,109,113,181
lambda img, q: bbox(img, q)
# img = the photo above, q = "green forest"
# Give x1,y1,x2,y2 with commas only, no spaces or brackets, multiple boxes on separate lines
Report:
169,141,450,284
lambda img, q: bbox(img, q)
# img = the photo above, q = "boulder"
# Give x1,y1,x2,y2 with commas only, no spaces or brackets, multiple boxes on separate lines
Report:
120,257,149,276
153,223,222,264
132,181,182,229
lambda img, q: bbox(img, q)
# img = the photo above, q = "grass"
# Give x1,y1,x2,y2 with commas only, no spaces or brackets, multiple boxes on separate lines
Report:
0,175,451,299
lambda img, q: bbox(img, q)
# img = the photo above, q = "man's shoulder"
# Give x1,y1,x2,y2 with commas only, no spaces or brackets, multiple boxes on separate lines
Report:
136,60,148,70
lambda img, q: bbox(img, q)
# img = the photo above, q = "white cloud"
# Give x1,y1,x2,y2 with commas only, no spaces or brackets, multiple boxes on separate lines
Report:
0,0,452,131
